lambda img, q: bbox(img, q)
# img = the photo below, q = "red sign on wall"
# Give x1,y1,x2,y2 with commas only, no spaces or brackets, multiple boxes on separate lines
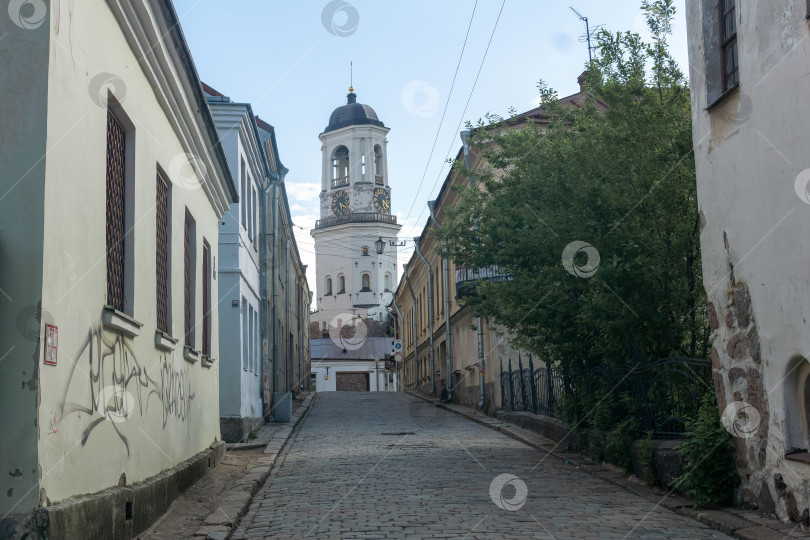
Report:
44,324,57,366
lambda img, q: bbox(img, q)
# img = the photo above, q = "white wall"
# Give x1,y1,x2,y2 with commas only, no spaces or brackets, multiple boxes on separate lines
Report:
311,360,395,391
687,0,810,518
33,1,227,505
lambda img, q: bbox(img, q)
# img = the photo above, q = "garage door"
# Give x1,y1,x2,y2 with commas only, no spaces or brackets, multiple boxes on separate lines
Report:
336,372,369,392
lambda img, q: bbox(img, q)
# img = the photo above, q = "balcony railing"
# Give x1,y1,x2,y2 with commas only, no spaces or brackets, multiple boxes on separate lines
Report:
455,265,513,298
375,175,384,185
331,176,349,189
315,212,397,230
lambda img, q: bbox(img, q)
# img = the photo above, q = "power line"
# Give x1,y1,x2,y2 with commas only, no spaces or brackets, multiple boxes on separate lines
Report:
410,0,507,233
399,0,479,230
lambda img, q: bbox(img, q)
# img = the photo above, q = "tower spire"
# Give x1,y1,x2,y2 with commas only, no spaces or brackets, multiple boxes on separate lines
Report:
349,61,354,93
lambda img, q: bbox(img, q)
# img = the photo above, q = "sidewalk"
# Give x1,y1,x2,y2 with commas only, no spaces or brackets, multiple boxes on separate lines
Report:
408,391,810,540
140,393,315,540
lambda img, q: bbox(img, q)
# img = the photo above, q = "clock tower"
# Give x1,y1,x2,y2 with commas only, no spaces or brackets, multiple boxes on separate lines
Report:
311,87,401,331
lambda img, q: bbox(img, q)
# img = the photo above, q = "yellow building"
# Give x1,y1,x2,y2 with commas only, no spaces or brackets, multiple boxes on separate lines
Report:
393,82,595,413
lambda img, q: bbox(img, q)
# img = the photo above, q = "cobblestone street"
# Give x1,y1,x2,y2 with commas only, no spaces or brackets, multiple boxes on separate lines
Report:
233,393,729,539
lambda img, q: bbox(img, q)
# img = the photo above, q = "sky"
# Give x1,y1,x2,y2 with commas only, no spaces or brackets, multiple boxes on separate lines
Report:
174,0,690,300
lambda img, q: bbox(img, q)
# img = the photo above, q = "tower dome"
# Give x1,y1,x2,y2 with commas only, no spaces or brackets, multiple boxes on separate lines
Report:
324,88,385,133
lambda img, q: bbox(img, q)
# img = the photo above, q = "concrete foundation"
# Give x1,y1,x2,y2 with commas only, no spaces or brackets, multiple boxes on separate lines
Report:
1,442,225,540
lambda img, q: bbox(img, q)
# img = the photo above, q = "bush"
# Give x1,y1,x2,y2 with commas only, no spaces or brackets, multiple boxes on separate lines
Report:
673,394,739,507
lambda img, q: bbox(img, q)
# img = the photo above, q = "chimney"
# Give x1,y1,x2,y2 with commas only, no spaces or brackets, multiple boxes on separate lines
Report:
577,70,589,93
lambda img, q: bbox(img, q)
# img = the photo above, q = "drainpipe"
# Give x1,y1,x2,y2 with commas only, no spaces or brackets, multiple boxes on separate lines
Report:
403,263,419,391
461,130,485,410
392,299,403,392
285,240,291,392
413,238,435,396
271,167,288,397
427,200,453,402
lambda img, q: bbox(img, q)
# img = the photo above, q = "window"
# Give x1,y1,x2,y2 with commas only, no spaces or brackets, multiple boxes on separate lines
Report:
184,210,196,348
248,304,254,371
338,275,345,294
240,157,246,228
106,110,127,313
325,277,333,296
247,179,254,241
362,246,369,256
242,296,248,370
361,273,370,291
156,171,171,334
374,144,383,184
331,146,350,187
202,240,211,356
252,185,258,248
384,273,391,292
721,0,738,91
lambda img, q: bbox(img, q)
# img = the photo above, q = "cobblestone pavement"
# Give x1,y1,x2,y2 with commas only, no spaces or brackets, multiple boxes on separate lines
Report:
234,392,730,539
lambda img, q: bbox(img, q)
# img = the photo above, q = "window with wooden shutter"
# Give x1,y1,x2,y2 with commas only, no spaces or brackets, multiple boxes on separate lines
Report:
721,0,738,91
202,240,211,356
184,211,195,348
106,111,126,312
156,172,170,333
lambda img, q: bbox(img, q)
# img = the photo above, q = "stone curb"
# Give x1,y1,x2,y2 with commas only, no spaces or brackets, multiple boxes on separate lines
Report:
406,391,809,540
192,393,316,539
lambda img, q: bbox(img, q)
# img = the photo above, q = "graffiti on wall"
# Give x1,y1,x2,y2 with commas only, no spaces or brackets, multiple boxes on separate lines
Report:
58,326,194,455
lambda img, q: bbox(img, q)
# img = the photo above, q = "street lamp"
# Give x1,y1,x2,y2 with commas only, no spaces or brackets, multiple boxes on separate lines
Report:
375,236,406,254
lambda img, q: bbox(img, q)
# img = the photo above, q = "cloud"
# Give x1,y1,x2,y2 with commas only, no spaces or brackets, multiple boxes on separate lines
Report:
286,181,320,202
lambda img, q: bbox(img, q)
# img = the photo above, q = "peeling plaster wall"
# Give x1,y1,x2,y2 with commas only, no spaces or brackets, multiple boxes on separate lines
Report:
687,0,810,522
32,1,222,506
0,2,50,522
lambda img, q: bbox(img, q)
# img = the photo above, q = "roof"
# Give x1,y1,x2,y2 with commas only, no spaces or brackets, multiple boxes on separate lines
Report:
323,91,385,133
156,1,238,204
311,337,393,361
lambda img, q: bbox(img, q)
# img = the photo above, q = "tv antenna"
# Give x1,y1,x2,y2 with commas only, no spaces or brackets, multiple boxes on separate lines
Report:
570,7,603,62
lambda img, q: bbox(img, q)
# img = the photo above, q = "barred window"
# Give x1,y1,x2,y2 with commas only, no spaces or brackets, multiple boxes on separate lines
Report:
106,111,126,312
184,211,196,348
156,171,171,333
202,240,211,356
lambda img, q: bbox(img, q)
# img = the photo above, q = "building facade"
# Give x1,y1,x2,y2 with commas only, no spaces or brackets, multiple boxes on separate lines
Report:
311,88,401,330
206,86,270,441
393,86,595,412
259,113,313,408
686,0,810,520
0,1,236,537
310,338,397,392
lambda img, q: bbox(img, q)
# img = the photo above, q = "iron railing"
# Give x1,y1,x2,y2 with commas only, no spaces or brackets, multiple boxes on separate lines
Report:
500,355,712,438
455,265,513,298
315,212,397,230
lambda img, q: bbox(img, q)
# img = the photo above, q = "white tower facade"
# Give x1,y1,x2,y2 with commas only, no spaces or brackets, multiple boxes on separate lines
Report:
311,88,401,330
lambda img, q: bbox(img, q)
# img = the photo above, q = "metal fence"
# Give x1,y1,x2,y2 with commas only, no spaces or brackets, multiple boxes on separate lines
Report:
500,355,713,439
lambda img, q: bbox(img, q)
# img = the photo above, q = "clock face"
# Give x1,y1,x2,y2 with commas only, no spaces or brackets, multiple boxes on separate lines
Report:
373,188,391,213
331,191,350,216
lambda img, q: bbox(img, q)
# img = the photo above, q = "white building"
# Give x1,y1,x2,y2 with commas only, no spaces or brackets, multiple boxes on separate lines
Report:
0,1,236,538
310,338,397,392
686,0,810,520
205,85,270,441
311,87,401,330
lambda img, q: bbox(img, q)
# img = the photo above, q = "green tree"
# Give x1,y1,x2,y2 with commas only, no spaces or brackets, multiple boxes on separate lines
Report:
440,0,708,430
